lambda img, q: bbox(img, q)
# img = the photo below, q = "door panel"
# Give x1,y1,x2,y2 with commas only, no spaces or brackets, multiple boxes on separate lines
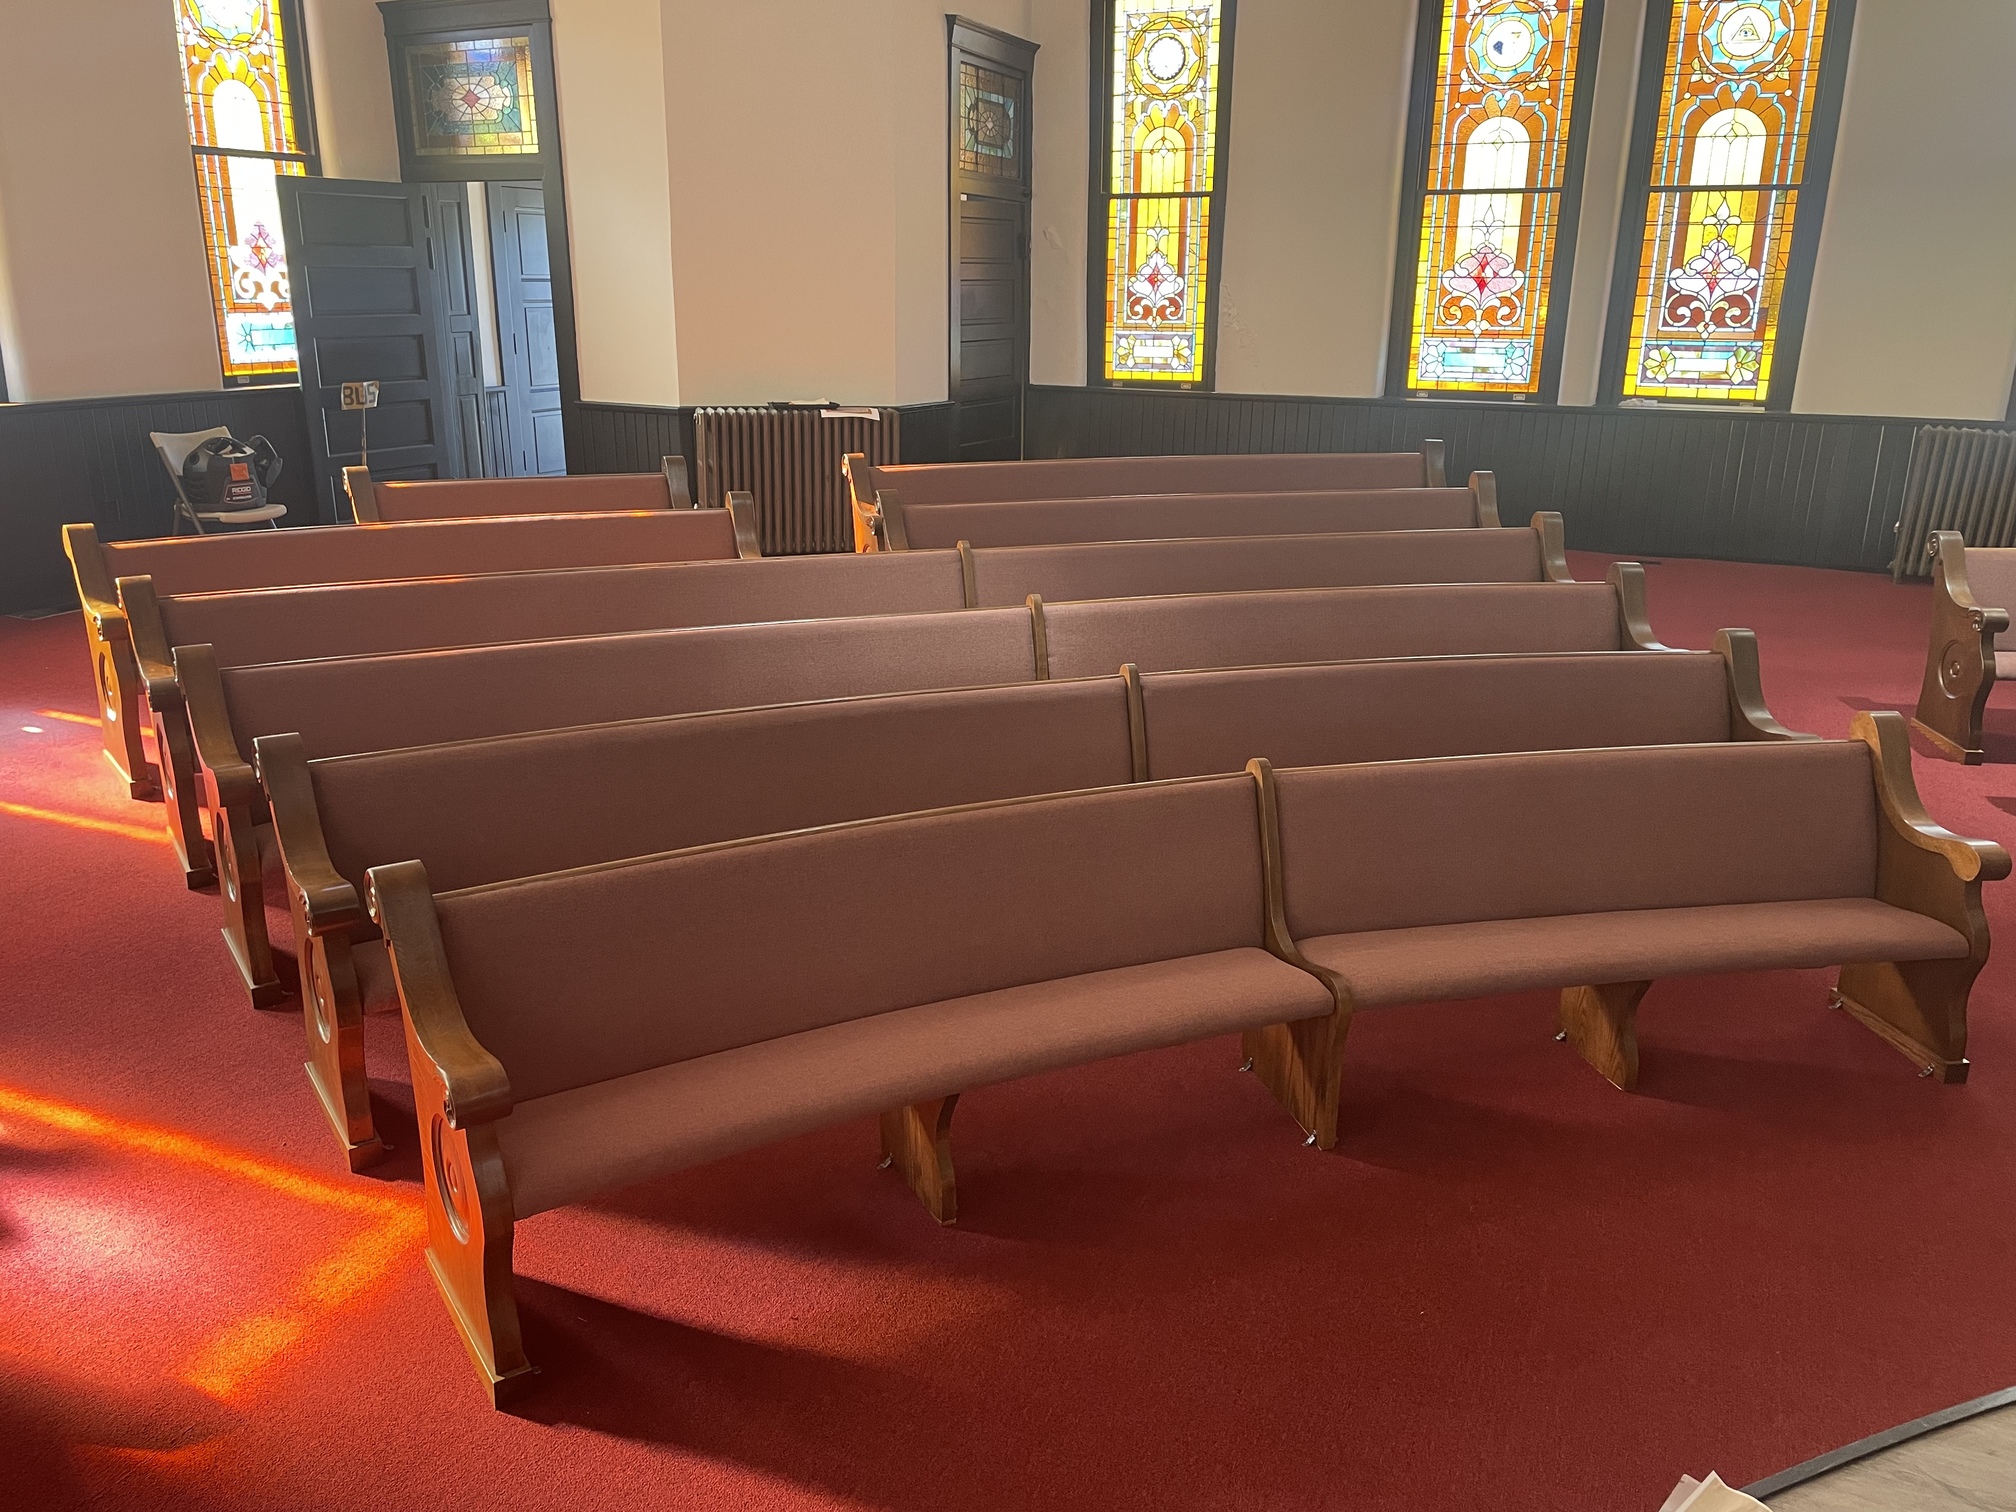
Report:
280,176,461,520
490,182,565,477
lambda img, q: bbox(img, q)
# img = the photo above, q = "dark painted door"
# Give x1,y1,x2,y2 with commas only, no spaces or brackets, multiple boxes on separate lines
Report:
426,184,487,480
949,21,1035,462
278,177,461,521
490,181,565,476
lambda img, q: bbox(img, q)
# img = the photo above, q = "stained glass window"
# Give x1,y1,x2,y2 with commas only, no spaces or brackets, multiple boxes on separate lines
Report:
959,62,1021,180
404,37,539,158
175,0,316,381
1095,1,1234,386
1615,0,1841,403
1398,0,1595,395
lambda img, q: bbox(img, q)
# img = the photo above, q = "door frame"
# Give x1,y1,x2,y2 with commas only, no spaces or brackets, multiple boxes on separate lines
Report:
947,15,1037,458
379,0,582,467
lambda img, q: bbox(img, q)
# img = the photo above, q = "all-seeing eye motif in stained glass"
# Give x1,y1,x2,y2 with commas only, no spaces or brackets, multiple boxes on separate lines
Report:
1400,0,1594,395
1097,1,1233,385
405,36,540,158
1617,0,1838,402
175,0,314,380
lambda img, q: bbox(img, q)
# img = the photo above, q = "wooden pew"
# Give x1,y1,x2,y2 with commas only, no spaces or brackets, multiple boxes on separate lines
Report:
844,443,1447,551
1912,530,2016,762
369,711,1995,1404
180,571,1657,1009
345,457,693,521
1253,712,2005,1128
262,633,1797,1169
884,475,1498,551
62,508,745,800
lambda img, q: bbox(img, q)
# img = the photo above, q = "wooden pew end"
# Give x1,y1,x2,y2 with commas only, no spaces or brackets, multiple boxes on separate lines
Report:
1911,531,2005,763
879,1095,960,1224
1557,981,1651,1091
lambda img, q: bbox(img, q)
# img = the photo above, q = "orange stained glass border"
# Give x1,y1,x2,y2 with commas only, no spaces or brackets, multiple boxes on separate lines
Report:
1402,0,1593,396
1618,0,1835,403
176,0,299,156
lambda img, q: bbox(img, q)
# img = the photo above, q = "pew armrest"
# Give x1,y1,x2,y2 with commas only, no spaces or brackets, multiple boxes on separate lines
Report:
63,523,124,632
343,466,378,523
842,452,879,552
1423,439,1447,488
1608,562,1669,650
1531,511,1569,581
1912,532,2008,762
725,490,763,558
1472,471,1501,529
661,454,693,508
1246,758,1350,1010
1714,629,1814,741
1857,711,2011,896
115,575,178,707
174,643,258,810
256,731,361,936
368,860,513,1130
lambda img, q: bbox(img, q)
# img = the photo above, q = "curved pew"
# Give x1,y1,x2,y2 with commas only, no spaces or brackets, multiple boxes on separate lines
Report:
1912,530,2016,762
885,476,1498,551
262,634,1795,1168
370,711,1998,1404
844,444,1447,550
62,508,743,800
345,458,691,521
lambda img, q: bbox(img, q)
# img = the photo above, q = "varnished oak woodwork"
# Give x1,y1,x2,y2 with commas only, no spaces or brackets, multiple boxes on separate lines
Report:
1245,758,1350,1148
342,466,378,523
1532,510,1570,581
1609,562,1669,650
724,490,763,559
256,731,384,1168
62,523,160,798
661,454,693,509
842,452,880,552
956,540,979,607
879,1095,960,1224
1715,628,1812,740
1912,532,2005,763
368,860,532,1406
1833,710,2010,1081
1558,981,1652,1090
1027,594,1050,678
1423,438,1447,488
1120,662,1149,781
116,576,212,885
1472,471,1500,528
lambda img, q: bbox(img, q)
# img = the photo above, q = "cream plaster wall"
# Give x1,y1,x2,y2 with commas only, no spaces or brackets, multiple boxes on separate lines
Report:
301,0,400,181
0,0,219,401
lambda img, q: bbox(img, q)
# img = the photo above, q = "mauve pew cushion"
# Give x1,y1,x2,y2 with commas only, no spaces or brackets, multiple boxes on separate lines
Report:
353,939,396,1015
904,488,1477,550
315,679,1134,896
373,473,669,520
435,777,1267,1103
969,529,1541,607
1298,900,1967,1009
1139,652,1730,779
1964,550,2016,650
496,948,1331,1217
220,606,1036,761
103,511,736,597
866,452,1426,505
1041,582,1623,680
161,550,967,668
1995,652,2016,680
1274,742,1878,941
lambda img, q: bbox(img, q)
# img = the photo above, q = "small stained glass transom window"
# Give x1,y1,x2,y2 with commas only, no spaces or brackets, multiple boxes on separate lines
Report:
1399,0,1595,395
959,63,1021,179
405,36,540,158
1095,1,1234,386
1616,0,1839,403
174,0,316,381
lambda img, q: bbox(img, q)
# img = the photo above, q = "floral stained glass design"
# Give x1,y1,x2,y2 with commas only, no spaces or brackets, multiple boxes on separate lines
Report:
405,37,539,158
1618,0,1836,402
959,63,1020,179
175,0,314,380
1402,0,1593,394
1098,1,1231,384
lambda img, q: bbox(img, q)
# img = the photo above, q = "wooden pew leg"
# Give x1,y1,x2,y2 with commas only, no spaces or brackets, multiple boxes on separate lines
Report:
152,704,213,887
217,812,289,1009
93,631,159,799
302,935,385,1170
879,1095,960,1224
1834,960,1974,1083
409,1039,534,1406
1242,1010,1349,1150
1558,981,1651,1091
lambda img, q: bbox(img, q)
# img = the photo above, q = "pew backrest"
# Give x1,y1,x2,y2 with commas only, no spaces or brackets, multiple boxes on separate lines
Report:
349,457,689,522
428,775,1270,1104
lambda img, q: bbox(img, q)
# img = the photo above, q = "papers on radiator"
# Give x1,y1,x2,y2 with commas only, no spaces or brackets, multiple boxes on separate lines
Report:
1659,1472,1770,1511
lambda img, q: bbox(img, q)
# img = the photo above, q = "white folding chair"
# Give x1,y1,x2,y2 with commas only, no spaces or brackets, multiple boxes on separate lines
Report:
149,427,288,535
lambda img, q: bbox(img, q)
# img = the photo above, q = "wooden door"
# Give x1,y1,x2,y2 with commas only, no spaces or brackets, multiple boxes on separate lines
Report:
278,177,461,521
426,185,488,479
490,181,565,476
949,19,1036,462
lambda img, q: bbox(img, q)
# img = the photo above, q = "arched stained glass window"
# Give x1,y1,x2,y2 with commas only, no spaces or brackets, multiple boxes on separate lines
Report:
1092,0,1236,387
174,0,318,382
1608,0,1851,405
1391,0,1600,398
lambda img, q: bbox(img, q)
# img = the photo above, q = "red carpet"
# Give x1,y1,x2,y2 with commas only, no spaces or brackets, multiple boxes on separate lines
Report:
4,552,2016,1511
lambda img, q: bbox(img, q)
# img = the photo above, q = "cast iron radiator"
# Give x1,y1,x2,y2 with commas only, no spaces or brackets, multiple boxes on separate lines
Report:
1892,425,2016,580
693,407,901,555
